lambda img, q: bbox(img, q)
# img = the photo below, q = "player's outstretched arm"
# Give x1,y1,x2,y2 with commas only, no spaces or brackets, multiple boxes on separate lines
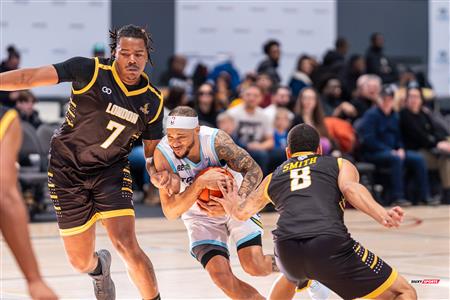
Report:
153,149,228,220
0,114,58,299
214,130,263,198
338,159,404,228
0,65,58,91
212,175,271,221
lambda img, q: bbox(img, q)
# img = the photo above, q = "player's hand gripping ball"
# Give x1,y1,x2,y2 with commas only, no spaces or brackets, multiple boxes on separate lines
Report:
197,167,234,202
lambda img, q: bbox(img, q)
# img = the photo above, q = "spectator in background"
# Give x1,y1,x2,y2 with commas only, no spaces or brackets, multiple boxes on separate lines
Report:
217,112,237,141
229,72,257,109
192,63,208,92
208,53,240,91
227,85,274,174
365,33,398,83
350,74,382,121
400,86,450,204
269,107,292,172
92,43,106,58
215,72,234,111
194,83,218,127
319,76,357,120
256,39,281,84
357,85,437,206
323,37,349,68
0,45,21,107
159,54,191,92
291,87,334,155
289,55,314,99
340,54,366,99
264,86,293,126
13,90,42,129
255,73,274,108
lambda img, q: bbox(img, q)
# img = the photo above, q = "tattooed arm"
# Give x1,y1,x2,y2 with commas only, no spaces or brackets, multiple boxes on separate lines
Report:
214,130,263,198
211,175,271,221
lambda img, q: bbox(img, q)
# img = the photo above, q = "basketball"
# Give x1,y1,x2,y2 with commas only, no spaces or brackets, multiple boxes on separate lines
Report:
197,167,234,202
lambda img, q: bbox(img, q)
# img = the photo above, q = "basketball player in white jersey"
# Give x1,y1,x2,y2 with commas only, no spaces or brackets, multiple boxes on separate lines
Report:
151,106,329,299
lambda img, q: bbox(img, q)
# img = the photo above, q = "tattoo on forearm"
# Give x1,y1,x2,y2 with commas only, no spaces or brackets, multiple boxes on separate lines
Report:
215,130,263,197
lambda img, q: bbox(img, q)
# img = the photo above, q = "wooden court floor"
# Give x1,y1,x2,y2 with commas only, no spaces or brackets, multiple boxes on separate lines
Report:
1,206,449,299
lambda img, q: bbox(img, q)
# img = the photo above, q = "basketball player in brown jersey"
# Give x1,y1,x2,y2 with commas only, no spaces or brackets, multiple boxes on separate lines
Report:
0,25,163,300
215,124,417,300
0,106,58,299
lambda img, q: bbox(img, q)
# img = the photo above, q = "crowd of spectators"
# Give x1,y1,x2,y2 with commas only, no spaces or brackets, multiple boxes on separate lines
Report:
153,33,450,206
2,32,449,208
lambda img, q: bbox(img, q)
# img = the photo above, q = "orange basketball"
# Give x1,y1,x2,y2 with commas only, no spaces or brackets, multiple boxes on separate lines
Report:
197,167,234,202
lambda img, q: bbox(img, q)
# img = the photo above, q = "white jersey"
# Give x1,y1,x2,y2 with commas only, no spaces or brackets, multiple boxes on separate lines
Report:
156,126,243,220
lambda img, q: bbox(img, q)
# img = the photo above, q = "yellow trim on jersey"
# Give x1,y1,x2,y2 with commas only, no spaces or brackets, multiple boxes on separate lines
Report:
54,206,61,211
0,109,18,141
59,208,135,236
355,244,361,253
123,168,130,174
362,248,369,262
123,177,132,183
148,93,164,124
111,61,149,96
337,157,343,170
295,279,312,293
250,216,263,229
72,57,99,94
121,187,133,193
264,173,274,204
67,108,75,118
50,195,58,200
362,269,398,299
291,151,315,158
48,183,55,188
48,172,54,177
370,255,379,269
69,98,77,107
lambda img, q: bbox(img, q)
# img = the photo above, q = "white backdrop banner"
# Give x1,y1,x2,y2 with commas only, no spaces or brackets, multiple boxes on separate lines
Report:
429,0,450,96
0,0,111,97
175,1,336,85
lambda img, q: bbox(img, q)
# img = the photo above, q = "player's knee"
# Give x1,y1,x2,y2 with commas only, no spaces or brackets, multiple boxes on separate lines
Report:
67,255,95,273
110,234,139,256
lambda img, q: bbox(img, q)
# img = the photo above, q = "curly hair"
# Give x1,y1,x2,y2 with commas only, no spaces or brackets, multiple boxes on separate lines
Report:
109,24,153,65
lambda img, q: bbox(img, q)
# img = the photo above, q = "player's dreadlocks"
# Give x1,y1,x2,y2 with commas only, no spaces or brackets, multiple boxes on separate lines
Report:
109,24,154,65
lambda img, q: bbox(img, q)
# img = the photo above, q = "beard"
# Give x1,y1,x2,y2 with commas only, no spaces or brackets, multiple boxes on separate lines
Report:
174,140,195,159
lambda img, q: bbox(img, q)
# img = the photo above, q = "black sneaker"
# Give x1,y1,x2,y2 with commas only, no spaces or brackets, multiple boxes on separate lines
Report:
90,249,115,300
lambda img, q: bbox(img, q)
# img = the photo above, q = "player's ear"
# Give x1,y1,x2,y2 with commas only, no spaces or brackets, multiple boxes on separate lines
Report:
285,147,291,159
316,144,323,155
194,126,200,135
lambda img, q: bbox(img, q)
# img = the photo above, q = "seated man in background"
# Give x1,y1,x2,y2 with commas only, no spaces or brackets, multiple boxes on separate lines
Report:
0,106,58,300
228,85,274,175
350,74,382,122
357,84,438,206
400,85,450,204
13,90,42,129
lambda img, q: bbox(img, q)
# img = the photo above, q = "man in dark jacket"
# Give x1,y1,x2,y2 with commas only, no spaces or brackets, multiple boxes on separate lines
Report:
357,85,438,206
365,33,398,83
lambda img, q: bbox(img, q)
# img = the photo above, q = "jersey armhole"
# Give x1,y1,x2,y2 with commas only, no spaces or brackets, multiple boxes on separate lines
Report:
0,110,18,141
72,57,99,95
337,157,343,170
156,145,178,173
264,173,274,204
148,94,164,124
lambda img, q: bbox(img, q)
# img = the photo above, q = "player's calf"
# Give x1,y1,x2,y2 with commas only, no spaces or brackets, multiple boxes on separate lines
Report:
238,246,272,276
377,275,417,300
